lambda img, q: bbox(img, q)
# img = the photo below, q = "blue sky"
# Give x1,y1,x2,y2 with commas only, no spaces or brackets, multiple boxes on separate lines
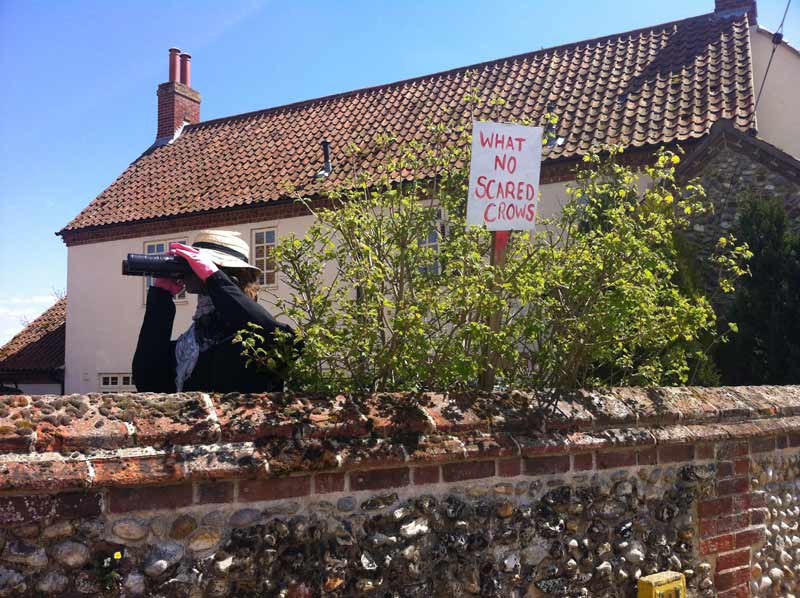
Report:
0,0,797,344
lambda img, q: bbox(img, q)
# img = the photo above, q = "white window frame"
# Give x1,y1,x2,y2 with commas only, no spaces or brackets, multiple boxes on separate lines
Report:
98,373,136,392
142,238,188,305
251,227,278,288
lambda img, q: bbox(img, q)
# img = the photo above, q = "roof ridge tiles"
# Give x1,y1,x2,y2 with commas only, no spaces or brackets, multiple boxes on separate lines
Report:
185,10,725,132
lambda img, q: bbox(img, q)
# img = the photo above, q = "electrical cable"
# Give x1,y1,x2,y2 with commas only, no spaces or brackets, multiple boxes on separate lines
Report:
754,0,792,110
719,0,792,210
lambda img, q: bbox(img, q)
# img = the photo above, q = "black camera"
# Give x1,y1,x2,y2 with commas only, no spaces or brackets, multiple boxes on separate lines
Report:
122,254,193,278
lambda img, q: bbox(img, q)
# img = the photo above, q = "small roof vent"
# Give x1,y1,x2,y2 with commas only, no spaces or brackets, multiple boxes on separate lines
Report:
314,139,333,179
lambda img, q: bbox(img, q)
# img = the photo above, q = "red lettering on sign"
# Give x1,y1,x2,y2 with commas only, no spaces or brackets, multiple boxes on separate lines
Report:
479,133,527,154
476,175,487,198
475,176,538,204
483,202,536,223
494,154,518,173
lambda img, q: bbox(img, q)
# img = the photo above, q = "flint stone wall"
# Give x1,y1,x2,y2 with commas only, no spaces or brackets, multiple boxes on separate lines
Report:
0,386,799,597
749,452,800,596
681,123,800,300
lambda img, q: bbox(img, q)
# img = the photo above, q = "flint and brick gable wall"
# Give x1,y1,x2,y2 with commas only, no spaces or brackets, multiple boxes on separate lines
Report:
680,124,800,301
0,386,799,596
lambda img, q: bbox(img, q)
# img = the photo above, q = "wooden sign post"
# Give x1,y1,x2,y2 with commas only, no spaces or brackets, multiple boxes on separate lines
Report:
466,121,542,391
478,230,510,390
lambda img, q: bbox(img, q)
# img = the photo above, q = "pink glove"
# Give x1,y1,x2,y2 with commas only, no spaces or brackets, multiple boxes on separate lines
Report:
170,242,219,282
154,277,185,296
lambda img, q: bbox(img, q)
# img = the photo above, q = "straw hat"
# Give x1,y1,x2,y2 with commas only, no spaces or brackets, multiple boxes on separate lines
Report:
192,230,261,273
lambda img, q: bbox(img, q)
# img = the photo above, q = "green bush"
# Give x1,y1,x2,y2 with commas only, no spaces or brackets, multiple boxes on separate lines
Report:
237,114,749,399
717,192,800,384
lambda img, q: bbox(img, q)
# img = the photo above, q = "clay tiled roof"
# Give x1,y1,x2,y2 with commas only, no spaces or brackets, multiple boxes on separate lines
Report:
61,9,756,233
0,298,66,374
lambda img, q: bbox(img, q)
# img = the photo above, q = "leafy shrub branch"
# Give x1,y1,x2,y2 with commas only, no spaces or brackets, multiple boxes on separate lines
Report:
236,102,749,397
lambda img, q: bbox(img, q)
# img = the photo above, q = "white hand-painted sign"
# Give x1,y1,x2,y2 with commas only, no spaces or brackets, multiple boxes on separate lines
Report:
466,120,543,231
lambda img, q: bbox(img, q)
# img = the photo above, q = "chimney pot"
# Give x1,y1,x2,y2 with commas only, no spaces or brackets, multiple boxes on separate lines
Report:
179,53,192,87
157,49,200,141
168,48,181,82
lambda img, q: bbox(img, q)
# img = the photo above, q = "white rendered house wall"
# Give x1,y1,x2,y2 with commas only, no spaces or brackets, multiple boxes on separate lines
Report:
749,28,800,160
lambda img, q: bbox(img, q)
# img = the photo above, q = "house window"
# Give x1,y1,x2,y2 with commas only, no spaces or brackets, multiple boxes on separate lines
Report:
99,373,136,392
252,228,277,287
143,239,187,303
418,208,446,275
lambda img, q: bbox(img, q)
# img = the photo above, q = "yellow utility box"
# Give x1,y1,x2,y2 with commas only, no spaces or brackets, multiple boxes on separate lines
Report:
637,571,686,598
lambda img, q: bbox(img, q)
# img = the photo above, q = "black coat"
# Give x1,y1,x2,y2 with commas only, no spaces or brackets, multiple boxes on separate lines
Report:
132,270,294,393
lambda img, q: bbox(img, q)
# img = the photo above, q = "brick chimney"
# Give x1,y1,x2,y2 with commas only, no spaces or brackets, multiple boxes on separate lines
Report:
156,48,201,141
714,0,757,23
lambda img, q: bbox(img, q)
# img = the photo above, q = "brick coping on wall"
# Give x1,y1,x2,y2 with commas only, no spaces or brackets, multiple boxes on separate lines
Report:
1,386,798,499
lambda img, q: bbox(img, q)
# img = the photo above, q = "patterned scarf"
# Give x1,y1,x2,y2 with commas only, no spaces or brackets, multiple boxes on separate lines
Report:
175,294,219,392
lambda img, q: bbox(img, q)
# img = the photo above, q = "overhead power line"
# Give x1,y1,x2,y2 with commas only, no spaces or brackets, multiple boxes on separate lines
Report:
720,0,792,209
754,0,792,110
